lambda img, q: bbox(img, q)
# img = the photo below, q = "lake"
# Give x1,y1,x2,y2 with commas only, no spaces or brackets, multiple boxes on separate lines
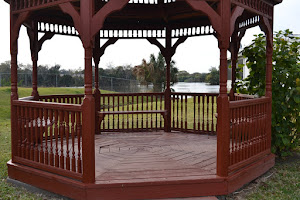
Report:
171,81,232,93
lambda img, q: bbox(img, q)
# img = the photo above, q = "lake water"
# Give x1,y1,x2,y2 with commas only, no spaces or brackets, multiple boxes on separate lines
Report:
171,81,232,93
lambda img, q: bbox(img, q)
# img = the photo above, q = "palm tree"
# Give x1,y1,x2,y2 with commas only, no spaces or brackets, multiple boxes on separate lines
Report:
134,52,179,92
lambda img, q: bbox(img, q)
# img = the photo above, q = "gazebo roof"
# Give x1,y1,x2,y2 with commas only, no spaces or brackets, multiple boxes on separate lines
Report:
5,0,282,39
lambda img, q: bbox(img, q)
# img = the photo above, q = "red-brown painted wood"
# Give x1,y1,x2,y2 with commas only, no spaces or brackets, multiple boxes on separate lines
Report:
7,0,280,197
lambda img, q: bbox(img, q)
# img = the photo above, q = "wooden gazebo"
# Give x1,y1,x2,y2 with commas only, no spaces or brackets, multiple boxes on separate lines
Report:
6,0,282,199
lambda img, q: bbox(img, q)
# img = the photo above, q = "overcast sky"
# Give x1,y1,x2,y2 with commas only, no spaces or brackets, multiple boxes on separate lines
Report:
0,0,299,73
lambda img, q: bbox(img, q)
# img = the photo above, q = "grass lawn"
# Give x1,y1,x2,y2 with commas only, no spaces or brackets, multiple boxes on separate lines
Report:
0,87,299,199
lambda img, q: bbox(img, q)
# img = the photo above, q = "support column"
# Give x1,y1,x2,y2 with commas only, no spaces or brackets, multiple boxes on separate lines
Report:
266,38,273,151
29,22,39,100
82,47,95,183
93,34,101,134
216,0,231,177
11,41,19,162
164,27,172,132
229,35,238,101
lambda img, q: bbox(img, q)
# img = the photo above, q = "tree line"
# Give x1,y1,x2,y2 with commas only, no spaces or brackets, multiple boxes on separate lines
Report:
0,53,220,91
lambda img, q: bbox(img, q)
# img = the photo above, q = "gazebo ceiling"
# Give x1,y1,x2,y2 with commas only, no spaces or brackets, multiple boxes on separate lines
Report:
6,0,282,38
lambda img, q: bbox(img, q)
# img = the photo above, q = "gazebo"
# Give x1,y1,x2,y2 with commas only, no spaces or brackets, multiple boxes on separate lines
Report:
6,0,282,199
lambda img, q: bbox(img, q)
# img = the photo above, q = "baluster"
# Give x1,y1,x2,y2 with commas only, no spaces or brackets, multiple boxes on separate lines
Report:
185,95,187,131
122,95,125,130
44,108,49,165
176,94,179,130
141,95,144,130
49,110,54,166
198,95,200,132
39,108,44,163
237,107,242,163
103,96,110,129
34,108,39,162
65,111,70,170
180,94,183,131
136,95,139,130
117,95,120,131
207,95,210,132
155,94,158,130
54,110,59,167
126,95,129,130
150,95,152,129
146,95,149,130
244,105,248,160
59,110,65,169
71,112,76,172
211,95,215,132
25,107,30,159
193,96,196,133
231,108,234,165
113,95,115,130
131,95,134,130
17,106,21,157
21,107,25,158
202,95,205,131
76,112,82,173
160,94,163,129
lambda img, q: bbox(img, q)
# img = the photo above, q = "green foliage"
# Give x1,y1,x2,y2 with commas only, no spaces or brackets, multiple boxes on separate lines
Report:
177,70,208,82
133,52,179,92
205,67,220,85
237,30,300,156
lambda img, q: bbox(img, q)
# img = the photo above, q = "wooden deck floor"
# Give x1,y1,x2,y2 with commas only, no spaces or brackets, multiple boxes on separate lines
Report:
95,131,217,184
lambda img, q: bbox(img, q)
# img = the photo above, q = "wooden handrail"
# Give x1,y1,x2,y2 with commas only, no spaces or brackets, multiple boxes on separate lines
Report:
229,97,270,108
13,100,81,112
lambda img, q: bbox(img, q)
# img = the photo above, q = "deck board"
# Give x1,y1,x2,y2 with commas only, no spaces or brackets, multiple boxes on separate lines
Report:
95,131,217,184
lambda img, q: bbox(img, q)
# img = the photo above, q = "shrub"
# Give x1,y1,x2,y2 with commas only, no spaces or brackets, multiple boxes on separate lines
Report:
237,30,300,156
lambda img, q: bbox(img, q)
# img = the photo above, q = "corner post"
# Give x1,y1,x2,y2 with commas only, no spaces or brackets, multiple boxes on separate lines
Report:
266,34,273,151
28,21,39,100
164,26,172,132
229,33,238,101
93,33,101,135
217,0,231,177
81,0,95,184
82,46,96,183
10,16,19,162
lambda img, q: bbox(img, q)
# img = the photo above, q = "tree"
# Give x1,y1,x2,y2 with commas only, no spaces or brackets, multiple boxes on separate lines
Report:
205,67,219,85
134,52,179,92
236,30,300,156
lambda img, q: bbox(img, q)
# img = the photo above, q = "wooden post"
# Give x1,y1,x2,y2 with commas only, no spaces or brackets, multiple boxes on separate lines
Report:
82,46,96,183
28,22,39,100
216,0,231,177
229,34,238,101
10,11,30,162
93,33,101,134
164,26,172,132
11,36,19,162
265,35,273,151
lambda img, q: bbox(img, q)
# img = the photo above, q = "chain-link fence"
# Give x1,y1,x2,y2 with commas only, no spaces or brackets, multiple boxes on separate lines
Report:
0,73,153,93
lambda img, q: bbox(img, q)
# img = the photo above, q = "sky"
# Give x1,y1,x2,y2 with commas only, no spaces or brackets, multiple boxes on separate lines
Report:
0,0,299,73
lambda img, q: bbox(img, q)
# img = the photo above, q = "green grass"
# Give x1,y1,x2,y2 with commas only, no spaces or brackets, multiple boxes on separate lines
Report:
225,151,300,200
0,87,299,199
0,87,105,200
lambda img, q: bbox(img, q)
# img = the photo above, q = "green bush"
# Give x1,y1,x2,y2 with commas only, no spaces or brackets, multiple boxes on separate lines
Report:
237,30,300,156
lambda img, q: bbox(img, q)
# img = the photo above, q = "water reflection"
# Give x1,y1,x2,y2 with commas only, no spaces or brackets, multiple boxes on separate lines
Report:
171,81,231,93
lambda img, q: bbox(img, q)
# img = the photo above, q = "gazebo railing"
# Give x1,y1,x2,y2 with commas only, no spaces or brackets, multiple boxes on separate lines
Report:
39,94,84,104
171,92,218,134
98,93,166,132
234,93,256,101
12,98,83,181
228,97,270,174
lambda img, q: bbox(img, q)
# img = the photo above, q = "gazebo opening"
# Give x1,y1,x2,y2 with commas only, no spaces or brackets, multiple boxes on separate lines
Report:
6,0,282,199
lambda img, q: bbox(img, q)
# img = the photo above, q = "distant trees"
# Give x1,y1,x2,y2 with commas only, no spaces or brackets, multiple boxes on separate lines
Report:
133,52,179,92
205,67,219,85
177,71,207,82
